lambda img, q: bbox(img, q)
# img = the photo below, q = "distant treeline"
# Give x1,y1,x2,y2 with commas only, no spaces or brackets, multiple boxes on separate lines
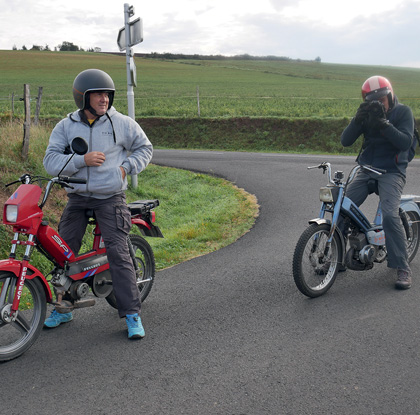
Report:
107,51,322,62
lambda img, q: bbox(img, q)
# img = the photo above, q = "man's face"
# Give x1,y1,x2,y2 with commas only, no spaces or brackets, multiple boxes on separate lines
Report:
88,91,110,117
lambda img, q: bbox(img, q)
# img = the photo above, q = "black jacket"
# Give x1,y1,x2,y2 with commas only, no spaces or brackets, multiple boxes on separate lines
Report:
341,97,414,177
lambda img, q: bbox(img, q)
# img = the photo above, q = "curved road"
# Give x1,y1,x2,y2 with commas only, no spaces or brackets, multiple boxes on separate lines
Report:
3,150,420,415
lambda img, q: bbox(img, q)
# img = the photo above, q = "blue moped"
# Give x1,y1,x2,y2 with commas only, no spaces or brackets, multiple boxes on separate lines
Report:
293,162,420,297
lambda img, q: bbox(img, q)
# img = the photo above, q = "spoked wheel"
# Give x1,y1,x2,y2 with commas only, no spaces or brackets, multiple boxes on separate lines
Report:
293,223,343,298
106,234,156,308
404,211,420,263
0,272,47,362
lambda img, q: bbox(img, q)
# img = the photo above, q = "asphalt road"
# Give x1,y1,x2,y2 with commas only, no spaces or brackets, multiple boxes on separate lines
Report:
3,150,420,415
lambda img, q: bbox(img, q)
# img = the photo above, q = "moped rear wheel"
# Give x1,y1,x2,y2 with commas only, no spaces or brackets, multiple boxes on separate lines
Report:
404,211,420,263
293,223,343,298
105,234,155,308
0,272,46,362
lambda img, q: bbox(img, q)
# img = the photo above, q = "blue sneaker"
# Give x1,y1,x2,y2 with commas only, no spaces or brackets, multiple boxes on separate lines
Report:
126,313,145,339
44,309,73,328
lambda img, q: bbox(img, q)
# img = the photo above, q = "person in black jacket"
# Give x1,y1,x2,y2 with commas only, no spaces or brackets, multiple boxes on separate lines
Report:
341,75,415,289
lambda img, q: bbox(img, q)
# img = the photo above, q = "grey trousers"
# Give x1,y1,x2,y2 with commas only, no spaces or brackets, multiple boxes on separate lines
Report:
58,193,141,317
343,170,409,270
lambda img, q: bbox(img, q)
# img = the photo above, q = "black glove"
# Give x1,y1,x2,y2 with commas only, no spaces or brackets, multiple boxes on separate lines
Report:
368,101,390,130
354,102,370,125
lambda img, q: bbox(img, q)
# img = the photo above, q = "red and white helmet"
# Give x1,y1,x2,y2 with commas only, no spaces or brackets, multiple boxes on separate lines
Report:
361,76,394,104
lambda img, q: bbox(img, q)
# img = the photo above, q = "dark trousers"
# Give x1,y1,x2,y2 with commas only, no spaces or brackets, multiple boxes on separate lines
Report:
342,171,408,270
58,193,141,317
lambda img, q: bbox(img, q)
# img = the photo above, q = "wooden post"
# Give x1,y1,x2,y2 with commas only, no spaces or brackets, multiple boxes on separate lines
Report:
11,92,15,118
34,86,43,125
197,85,200,117
22,84,31,160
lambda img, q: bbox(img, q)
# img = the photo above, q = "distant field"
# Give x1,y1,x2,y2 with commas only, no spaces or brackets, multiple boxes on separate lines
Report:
1,50,420,119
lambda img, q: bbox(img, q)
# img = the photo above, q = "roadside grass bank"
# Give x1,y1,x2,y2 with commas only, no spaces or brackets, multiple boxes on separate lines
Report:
0,121,259,274
137,116,362,154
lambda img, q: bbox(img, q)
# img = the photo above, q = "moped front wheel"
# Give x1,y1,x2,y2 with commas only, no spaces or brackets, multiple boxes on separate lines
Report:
293,223,343,298
0,272,47,362
105,234,155,308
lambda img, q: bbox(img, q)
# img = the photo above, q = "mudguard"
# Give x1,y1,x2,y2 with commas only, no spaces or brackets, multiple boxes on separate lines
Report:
0,259,53,302
400,196,420,215
132,218,164,238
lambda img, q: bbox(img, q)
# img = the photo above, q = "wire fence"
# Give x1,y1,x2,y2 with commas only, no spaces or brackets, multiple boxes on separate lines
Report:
2,91,420,119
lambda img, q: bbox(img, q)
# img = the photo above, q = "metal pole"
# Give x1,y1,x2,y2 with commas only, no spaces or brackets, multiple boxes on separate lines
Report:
124,3,138,187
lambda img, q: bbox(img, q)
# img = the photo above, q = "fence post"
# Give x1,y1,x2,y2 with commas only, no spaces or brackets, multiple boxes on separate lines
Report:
22,84,31,160
34,86,43,125
11,92,15,118
197,85,200,117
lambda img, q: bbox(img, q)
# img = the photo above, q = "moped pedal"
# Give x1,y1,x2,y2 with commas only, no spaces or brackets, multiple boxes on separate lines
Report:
73,298,96,309
53,300,75,313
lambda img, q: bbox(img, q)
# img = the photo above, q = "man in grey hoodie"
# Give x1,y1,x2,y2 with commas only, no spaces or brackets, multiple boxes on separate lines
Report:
43,69,153,339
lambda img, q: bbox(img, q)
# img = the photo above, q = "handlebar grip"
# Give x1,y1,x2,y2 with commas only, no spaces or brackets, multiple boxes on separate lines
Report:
59,176,87,184
67,177,87,184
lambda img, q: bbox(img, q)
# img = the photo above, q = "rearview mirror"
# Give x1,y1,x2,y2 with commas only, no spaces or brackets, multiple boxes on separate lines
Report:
71,137,88,155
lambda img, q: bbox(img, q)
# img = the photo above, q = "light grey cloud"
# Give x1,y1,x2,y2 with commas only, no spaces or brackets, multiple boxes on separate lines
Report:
1,0,420,67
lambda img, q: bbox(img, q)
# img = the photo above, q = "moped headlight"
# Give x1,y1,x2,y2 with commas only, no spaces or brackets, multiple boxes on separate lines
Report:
6,205,18,223
319,187,334,203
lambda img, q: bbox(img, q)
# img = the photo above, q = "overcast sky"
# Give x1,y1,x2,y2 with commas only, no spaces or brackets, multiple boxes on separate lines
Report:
2,0,420,68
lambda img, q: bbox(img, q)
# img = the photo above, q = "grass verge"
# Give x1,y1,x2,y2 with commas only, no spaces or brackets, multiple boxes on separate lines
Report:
0,121,259,275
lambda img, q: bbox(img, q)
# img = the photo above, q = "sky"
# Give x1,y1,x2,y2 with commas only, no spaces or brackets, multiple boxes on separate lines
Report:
2,0,420,68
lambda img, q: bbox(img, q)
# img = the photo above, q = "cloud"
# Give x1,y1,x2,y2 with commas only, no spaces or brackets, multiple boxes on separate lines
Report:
1,0,420,67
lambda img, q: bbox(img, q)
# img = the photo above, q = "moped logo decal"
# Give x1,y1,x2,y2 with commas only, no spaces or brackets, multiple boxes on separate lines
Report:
16,268,27,300
51,234,73,259
11,192,18,200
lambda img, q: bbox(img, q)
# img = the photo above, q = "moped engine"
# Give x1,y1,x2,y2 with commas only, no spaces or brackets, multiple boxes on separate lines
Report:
345,233,375,271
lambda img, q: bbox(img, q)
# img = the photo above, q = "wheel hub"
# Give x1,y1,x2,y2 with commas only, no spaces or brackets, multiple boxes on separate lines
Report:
0,304,17,323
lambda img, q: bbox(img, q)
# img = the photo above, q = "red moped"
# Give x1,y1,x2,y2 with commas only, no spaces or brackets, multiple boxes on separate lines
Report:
0,138,163,361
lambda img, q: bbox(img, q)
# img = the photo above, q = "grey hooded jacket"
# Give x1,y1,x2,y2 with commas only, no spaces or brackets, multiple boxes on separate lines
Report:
43,107,153,199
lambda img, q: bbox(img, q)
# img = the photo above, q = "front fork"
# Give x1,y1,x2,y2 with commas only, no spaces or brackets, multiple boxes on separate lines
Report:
9,234,35,318
317,189,346,262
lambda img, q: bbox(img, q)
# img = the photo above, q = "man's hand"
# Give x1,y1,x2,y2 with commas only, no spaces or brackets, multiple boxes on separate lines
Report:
84,151,106,166
120,166,126,180
354,102,370,125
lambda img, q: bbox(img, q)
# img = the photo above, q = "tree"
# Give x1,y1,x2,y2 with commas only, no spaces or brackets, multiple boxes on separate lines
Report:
315,56,321,62
22,45,27,50
59,41,80,51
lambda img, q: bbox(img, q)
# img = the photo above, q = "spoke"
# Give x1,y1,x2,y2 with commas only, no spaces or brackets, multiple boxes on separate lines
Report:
7,279,17,303
11,312,31,336
0,278,12,306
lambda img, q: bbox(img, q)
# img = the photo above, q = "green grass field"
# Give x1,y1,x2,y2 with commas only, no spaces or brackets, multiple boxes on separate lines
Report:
2,50,420,119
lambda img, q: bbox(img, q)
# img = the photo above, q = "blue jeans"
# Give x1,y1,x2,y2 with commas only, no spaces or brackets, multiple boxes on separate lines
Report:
58,193,141,317
343,170,408,270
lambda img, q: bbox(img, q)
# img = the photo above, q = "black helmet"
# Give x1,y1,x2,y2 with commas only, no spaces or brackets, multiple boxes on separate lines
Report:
72,69,115,111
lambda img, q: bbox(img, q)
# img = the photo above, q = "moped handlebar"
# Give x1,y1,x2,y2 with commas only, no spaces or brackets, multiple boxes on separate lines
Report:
58,176,87,184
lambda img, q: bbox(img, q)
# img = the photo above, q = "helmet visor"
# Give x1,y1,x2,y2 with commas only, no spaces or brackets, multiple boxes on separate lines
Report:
365,87,390,101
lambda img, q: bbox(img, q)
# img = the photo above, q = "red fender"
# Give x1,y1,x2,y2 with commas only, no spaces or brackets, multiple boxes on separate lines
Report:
0,259,53,302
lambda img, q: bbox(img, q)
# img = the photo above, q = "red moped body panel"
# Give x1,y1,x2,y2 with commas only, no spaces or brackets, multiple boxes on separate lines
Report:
0,259,53,302
3,185,43,232
37,223,75,265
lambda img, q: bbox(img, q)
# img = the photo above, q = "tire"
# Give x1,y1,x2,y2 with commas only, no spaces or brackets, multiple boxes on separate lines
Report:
105,234,156,308
404,210,420,263
0,272,47,362
293,223,343,298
